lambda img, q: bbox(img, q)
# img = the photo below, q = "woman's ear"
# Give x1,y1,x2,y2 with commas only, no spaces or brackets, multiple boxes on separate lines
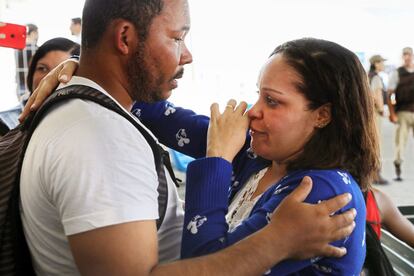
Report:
315,103,332,128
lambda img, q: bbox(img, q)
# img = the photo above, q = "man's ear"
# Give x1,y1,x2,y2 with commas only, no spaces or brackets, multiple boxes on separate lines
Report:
315,103,332,128
112,20,137,55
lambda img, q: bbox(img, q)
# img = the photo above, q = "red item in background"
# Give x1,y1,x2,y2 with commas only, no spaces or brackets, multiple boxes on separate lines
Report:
366,189,382,238
0,22,26,49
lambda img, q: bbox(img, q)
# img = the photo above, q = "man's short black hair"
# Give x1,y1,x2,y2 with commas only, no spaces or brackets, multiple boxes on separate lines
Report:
71,17,82,25
26,23,38,35
82,0,163,49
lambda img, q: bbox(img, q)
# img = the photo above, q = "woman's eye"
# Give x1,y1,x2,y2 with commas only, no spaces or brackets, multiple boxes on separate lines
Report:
265,95,278,106
174,37,183,43
35,66,48,73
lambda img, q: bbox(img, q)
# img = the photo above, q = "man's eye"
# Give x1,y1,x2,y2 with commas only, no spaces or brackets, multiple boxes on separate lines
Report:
174,37,183,43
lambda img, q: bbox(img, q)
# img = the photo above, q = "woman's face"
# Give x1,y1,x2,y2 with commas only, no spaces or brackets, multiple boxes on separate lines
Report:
248,54,323,163
375,60,385,72
32,50,72,91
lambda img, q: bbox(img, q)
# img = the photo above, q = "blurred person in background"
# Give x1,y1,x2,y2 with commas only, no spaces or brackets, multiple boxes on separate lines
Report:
387,47,414,181
0,38,79,132
15,23,39,102
26,37,80,94
368,54,389,185
70,17,82,44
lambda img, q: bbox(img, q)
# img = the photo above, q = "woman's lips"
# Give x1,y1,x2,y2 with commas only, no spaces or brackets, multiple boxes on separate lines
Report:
249,128,265,136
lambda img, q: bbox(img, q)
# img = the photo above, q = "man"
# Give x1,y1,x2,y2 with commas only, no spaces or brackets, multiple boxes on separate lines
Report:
15,23,38,102
20,0,355,275
387,47,414,181
70,17,82,44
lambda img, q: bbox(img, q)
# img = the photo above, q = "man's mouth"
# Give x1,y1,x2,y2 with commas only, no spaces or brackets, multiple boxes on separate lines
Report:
172,69,184,81
170,70,184,89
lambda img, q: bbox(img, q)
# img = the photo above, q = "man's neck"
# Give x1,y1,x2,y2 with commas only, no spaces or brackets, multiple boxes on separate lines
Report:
403,63,414,70
77,54,134,111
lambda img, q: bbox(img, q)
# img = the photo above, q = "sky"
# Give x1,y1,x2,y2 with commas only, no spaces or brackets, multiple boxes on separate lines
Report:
1,0,414,113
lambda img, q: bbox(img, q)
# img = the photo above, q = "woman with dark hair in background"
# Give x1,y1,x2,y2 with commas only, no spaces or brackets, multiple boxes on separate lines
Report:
0,38,79,134
26,37,79,94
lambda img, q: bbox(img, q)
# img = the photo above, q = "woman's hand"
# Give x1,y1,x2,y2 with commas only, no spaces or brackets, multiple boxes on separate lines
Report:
19,58,79,122
206,99,249,163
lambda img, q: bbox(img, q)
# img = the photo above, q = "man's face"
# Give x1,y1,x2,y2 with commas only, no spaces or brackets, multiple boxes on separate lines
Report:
127,0,193,102
403,51,413,66
70,22,81,36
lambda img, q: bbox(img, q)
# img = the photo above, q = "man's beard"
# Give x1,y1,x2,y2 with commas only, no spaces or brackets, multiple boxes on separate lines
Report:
127,44,164,103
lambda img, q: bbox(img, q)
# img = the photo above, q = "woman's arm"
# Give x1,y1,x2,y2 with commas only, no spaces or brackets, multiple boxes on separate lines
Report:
132,101,210,159
374,188,414,248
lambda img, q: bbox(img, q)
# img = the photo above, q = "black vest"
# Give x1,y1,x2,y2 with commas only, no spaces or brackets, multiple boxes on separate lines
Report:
395,67,414,112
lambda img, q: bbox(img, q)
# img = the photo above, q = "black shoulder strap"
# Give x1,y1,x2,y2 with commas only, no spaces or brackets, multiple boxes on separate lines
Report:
26,85,168,229
364,222,396,276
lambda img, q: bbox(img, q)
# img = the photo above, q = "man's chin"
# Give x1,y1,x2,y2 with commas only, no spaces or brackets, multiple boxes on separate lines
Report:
163,89,173,100
145,89,172,103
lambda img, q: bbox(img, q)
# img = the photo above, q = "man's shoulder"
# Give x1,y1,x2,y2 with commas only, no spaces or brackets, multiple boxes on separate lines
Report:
33,98,150,150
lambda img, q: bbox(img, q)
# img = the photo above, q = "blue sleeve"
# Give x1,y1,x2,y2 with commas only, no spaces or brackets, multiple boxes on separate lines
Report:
182,168,366,275
132,101,209,158
132,101,253,166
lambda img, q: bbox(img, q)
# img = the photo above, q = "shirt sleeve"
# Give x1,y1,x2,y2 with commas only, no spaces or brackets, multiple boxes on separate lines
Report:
44,113,159,236
370,75,383,92
132,101,210,159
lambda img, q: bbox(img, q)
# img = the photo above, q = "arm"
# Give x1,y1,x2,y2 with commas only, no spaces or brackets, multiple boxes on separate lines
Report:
134,100,253,165
182,167,360,274
69,173,355,276
387,70,398,123
373,189,414,248
370,76,384,115
69,218,286,276
387,88,398,123
132,101,210,158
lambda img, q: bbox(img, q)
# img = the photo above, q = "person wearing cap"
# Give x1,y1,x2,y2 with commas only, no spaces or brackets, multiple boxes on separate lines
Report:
368,54,389,185
387,47,414,181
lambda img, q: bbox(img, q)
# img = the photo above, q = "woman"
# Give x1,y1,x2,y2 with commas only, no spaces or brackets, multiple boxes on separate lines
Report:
368,54,389,185
26,37,80,94
20,38,370,274
134,38,376,275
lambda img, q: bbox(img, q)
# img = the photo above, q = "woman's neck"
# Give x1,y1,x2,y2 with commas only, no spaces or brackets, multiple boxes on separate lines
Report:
252,162,287,199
